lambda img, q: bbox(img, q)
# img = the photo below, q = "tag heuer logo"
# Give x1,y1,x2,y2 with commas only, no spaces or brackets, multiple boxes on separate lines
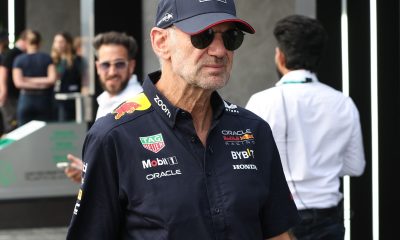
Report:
139,133,165,153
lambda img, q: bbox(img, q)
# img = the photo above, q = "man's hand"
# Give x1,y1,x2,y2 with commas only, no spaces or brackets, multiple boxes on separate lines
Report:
0,66,7,107
64,154,83,183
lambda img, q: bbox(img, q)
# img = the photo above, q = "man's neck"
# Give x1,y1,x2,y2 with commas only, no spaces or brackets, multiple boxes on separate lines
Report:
26,46,38,54
156,71,213,146
107,75,133,98
15,40,25,51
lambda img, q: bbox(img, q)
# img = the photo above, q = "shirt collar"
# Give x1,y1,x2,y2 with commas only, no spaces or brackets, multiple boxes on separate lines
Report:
143,71,225,128
96,74,139,105
276,70,318,86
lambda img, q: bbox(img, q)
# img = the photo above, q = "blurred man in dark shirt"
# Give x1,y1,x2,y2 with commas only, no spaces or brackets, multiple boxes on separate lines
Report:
0,30,28,133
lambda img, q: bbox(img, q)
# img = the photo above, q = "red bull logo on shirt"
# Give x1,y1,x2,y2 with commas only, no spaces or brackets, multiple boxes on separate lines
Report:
222,129,256,145
139,133,166,153
113,102,140,120
113,93,151,120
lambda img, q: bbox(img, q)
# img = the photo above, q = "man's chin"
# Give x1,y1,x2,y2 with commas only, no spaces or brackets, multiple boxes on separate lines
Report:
197,79,228,91
103,77,129,95
105,85,121,96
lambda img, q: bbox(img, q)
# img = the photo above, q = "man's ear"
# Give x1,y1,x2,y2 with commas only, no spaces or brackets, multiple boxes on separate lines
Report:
150,27,170,60
128,59,136,75
275,47,286,68
275,47,288,75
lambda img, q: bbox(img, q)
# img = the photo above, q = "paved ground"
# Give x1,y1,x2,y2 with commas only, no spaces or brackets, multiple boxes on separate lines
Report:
0,227,68,240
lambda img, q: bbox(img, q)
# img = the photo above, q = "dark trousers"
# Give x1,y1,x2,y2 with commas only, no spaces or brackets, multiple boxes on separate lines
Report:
292,203,345,240
1,97,18,133
56,99,76,122
17,92,54,126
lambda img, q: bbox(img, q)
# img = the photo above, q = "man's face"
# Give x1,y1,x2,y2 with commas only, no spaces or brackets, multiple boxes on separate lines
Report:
96,44,135,96
168,23,235,91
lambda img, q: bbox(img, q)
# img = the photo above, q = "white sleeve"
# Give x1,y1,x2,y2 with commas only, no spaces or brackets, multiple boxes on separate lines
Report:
246,90,285,133
245,93,264,117
340,100,366,176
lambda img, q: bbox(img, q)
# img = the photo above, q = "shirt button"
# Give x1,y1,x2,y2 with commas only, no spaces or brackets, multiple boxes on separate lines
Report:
191,136,198,143
213,208,221,215
206,171,212,177
208,145,214,154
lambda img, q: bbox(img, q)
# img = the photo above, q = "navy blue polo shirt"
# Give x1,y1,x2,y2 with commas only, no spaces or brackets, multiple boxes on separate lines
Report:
67,71,299,240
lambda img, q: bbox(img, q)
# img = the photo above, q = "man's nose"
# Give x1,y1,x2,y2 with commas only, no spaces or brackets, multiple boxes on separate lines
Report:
108,64,119,75
207,33,228,57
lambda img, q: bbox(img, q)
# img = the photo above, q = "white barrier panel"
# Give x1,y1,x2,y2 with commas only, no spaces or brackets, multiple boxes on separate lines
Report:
0,121,86,200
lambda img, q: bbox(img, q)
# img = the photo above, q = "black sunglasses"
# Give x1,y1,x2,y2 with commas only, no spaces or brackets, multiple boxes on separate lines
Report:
98,60,128,72
190,28,244,51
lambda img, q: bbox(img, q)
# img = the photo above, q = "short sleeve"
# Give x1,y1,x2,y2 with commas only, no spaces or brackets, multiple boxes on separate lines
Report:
12,54,24,68
260,128,300,238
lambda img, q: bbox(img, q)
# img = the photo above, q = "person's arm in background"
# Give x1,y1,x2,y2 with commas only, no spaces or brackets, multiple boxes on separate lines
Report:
45,63,57,85
340,98,366,177
12,67,48,89
0,66,7,106
12,64,57,90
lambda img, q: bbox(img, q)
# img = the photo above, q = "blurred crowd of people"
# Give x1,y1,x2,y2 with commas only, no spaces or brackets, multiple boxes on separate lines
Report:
0,29,88,136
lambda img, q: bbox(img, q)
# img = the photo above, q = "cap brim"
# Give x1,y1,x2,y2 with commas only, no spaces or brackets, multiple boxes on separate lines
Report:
174,12,255,35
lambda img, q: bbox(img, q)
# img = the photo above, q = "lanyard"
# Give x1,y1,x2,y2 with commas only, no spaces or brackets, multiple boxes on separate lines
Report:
282,77,313,84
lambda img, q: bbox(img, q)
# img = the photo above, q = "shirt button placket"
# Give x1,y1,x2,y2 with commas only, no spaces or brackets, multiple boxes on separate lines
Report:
205,145,213,177
213,208,221,215
204,145,225,237
208,145,214,154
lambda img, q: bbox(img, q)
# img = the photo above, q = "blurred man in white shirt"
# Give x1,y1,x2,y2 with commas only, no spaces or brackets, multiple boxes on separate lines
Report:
65,31,142,182
246,15,365,240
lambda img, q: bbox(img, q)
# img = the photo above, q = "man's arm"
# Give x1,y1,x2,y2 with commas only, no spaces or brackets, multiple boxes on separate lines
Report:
341,99,366,176
66,129,122,239
12,65,57,90
46,64,57,85
0,66,7,106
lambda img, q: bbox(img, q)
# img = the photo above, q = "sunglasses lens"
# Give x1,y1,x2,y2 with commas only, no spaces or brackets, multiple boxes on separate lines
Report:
223,29,244,51
190,29,244,51
114,61,127,69
99,62,111,71
191,29,214,49
99,61,128,71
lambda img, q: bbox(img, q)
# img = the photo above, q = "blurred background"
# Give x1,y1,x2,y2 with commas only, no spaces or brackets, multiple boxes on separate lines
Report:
0,0,399,239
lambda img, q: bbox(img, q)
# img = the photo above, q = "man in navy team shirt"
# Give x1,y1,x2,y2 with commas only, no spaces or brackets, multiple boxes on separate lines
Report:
67,0,300,239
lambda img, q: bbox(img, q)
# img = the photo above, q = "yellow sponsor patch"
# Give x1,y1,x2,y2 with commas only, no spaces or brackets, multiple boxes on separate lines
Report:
77,189,83,200
113,93,151,120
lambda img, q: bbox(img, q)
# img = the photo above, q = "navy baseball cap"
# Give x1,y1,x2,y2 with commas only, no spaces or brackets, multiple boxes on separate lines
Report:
155,0,255,35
